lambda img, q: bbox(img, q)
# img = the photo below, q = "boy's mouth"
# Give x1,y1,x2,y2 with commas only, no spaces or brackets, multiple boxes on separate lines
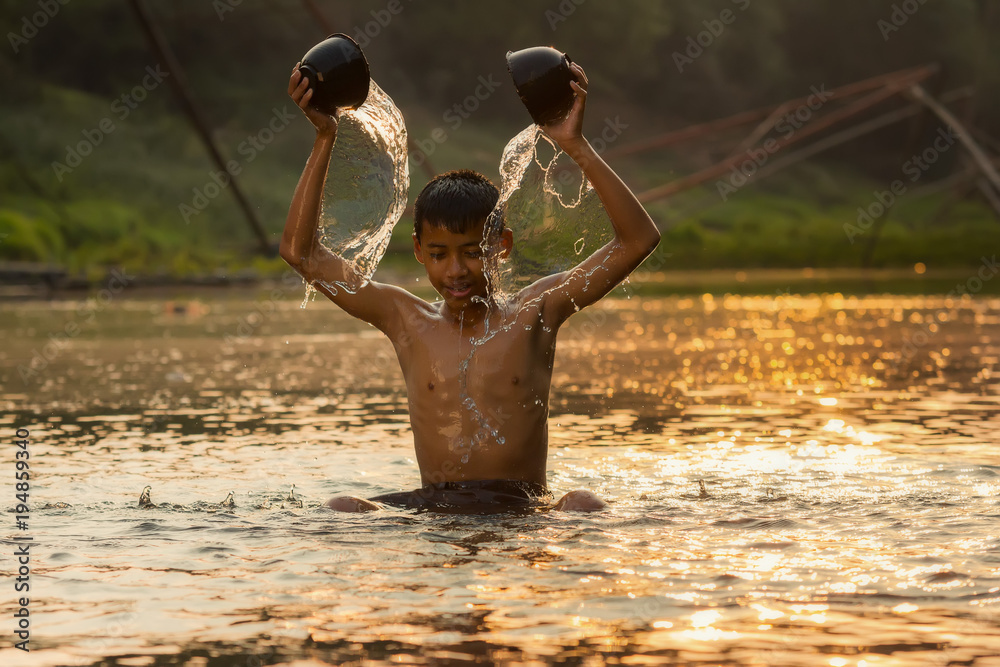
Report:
444,283,473,299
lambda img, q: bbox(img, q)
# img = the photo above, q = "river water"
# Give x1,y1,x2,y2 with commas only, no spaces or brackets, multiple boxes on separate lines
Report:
1,287,998,666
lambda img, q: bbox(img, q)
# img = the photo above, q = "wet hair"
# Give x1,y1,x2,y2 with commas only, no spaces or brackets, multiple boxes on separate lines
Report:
413,169,499,243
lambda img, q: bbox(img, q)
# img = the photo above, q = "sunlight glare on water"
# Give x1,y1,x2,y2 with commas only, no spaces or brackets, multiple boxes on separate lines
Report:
1,292,999,665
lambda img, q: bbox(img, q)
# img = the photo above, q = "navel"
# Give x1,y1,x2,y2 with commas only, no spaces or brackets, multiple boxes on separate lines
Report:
428,382,435,391
511,376,519,385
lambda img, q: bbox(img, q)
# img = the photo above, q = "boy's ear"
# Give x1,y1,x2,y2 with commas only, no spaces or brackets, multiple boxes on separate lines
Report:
412,232,425,265
499,227,513,259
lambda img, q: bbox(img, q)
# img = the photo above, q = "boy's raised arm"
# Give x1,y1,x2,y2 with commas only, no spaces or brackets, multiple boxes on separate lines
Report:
280,66,409,335
527,64,661,326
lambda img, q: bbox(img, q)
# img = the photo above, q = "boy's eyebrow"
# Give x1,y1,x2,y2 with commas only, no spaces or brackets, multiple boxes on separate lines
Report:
425,241,483,248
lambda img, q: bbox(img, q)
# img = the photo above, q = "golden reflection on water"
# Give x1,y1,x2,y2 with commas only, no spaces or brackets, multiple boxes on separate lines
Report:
1,292,1000,666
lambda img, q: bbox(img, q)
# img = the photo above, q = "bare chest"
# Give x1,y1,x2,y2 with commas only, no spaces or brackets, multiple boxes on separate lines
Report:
398,314,555,405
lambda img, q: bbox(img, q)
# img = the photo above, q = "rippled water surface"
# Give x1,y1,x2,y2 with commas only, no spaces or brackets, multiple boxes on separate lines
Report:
2,289,999,666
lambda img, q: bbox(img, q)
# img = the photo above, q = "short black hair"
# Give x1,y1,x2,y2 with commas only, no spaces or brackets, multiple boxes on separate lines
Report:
412,169,499,242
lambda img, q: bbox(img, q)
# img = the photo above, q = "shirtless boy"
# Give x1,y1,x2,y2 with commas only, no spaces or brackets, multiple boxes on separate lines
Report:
281,60,660,513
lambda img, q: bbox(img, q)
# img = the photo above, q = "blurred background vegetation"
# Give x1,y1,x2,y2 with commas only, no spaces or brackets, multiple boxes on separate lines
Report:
1,0,999,279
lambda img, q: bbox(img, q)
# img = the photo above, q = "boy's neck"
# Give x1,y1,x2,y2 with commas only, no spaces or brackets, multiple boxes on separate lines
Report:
441,297,492,330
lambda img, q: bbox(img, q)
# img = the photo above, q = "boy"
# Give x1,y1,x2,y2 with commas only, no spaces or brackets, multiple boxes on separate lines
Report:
281,61,660,513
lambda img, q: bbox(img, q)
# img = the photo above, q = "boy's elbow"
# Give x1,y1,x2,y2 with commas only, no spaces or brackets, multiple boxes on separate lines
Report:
644,228,661,255
279,243,307,273
635,227,660,259
278,245,297,268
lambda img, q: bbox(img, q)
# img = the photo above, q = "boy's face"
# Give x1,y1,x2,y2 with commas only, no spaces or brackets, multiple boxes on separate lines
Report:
413,220,511,310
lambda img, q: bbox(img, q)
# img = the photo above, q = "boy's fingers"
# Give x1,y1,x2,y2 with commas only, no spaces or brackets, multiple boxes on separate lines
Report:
294,76,310,100
296,88,312,110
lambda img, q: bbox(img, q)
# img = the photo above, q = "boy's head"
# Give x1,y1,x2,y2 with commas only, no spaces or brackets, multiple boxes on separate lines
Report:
412,170,512,309
412,169,499,243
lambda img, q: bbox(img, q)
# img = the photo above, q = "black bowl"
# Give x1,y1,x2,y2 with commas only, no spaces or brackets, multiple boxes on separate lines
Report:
506,46,575,125
298,33,371,113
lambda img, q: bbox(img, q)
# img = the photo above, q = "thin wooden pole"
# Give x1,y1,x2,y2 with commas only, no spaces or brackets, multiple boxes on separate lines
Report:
728,88,973,195
127,0,272,254
907,84,1000,196
652,89,974,229
603,64,938,161
636,70,932,204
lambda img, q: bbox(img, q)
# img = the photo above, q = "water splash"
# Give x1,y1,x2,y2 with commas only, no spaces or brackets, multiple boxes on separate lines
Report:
483,125,614,305
138,485,155,508
308,80,409,300
452,126,615,464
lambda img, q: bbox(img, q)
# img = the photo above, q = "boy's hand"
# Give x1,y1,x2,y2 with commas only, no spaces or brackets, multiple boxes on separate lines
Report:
540,63,588,154
288,63,338,137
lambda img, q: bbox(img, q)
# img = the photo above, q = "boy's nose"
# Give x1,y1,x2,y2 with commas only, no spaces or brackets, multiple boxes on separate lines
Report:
446,256,469,278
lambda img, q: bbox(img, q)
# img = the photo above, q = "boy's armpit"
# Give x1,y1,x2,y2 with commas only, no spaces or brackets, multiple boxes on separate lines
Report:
521,239,627,326
289,243,422,335
310,274,420,336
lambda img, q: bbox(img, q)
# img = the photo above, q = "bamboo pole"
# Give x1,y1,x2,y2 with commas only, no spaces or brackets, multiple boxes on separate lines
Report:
653,89,973,228
725,88,973,195
906,84,1000,195
603,64,938,161
127,0,272,254
636,70,933,204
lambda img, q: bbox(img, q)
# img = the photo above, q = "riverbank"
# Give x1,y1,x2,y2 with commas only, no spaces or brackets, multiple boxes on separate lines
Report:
4,264,998,301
